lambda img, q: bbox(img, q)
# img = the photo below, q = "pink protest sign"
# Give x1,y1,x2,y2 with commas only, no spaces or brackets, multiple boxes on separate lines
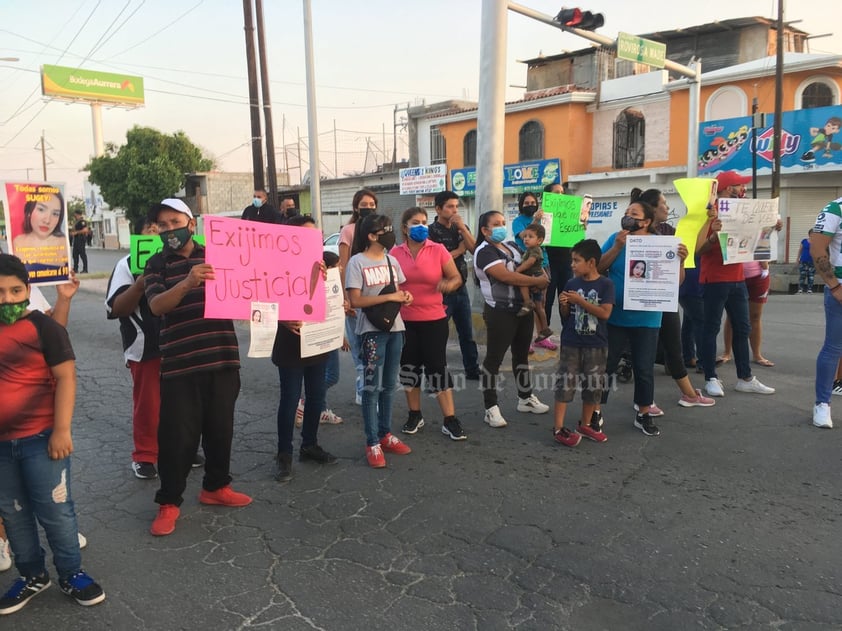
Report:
203,215,326,321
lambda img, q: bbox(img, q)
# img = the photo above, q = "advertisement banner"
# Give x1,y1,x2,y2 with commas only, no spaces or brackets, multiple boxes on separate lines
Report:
697,104,842,175
3,182,72,285
41,64,145,106
203,216,326,321
399,165,446,195
450,159,561,197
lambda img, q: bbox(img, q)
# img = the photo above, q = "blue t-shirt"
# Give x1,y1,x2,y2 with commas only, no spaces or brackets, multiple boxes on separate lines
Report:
799,238,813,265
512,214,549,267
561,276,614,348
601,232,663,329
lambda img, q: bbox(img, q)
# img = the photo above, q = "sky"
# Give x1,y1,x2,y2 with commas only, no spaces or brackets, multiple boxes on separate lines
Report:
1,0,841,199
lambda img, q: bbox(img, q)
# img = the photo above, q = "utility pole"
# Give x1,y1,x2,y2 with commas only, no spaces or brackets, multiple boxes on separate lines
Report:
751,96,759,198
303,0,322,225
255,0,278,208
243,0,265,191
477,0,507,213
40,130,47,180
772,0,784,199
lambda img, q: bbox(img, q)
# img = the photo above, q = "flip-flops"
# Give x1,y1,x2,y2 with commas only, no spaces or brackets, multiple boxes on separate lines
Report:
753,358,775,367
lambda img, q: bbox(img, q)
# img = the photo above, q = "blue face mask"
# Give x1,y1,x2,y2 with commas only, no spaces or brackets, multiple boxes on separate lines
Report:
489,226,508,243
408,224,428,243
253,197,264,208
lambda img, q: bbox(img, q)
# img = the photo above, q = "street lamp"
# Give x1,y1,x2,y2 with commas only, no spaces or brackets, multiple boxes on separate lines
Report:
0,57,20,62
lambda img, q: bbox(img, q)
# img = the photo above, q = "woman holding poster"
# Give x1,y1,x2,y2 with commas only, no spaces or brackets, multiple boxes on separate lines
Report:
596,200,664,436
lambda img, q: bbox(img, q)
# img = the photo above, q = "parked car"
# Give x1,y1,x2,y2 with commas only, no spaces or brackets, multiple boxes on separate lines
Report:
323,232,340,256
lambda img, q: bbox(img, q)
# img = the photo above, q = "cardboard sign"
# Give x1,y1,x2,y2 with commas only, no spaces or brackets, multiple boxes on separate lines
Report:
130,234,206,274
541,192,586,247
674,178,717,269
203,216,326,321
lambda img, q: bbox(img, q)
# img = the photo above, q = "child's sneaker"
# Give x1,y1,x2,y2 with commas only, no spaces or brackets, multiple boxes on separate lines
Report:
0,573,51,615
366,444,386,468
59,571,105,607
0,539,11,572
517,301,534,317
553,427,582,447
590,409,604,431
379,433,411,455
577,422,608,442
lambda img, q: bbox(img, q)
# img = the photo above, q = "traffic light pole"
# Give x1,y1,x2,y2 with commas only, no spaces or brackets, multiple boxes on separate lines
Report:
506,2,702,176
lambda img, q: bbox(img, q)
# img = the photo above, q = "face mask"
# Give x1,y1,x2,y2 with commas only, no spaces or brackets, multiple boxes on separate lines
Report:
160,226,192,251
285,208,299,218
522,204,538,217
621,215,641,232
358,208,375,219
408,224,428,243
0,299,29,325
253,197,264,208
377,231,396,250
489,226,508,243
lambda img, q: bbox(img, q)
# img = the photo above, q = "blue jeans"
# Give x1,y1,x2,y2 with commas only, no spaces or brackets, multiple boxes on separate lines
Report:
816,287,842,403
277,362,327,454
443,285,479,375
701,281,752,381
0,431,81,580
359,331,404,446
602,325,659,408
345,314,364,399
679,295,705,366
324,349,340,390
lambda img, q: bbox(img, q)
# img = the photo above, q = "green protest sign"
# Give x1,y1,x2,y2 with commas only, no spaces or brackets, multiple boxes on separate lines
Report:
541,192,586,247
130,234,205,274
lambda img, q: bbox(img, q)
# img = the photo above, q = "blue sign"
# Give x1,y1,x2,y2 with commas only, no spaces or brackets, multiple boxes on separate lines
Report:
698,104,842,176
450,158,561,197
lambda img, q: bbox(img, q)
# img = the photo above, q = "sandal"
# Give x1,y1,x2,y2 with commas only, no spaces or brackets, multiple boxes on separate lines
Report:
753,358,775,367
716,355,731,365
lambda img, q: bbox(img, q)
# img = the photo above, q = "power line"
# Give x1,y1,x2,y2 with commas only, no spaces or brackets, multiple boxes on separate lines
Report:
107,0,205,58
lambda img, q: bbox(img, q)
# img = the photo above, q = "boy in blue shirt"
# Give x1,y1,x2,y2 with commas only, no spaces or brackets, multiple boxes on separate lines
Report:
552,240,614,446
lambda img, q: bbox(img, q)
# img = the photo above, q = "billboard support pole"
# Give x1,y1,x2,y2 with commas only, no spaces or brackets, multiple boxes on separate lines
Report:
91,103,104,158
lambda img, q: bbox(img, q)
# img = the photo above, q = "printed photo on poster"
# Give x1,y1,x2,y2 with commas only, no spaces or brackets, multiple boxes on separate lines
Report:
2,182,72,285
716,197,780,264
247,301,279,358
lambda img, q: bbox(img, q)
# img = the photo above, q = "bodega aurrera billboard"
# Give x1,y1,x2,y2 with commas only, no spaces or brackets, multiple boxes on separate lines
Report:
41,64,144,106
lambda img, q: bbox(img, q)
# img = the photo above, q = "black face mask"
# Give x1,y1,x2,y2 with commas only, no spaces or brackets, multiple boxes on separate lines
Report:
358,208,375,219
621,215,641,232
377,231,396,250
285,208,299,218
522,205,538,217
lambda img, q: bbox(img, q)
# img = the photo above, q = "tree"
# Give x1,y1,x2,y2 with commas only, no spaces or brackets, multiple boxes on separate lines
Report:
86,126,215,227
67,196,86,216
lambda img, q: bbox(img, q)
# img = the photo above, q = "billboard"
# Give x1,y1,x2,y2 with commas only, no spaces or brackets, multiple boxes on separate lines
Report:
41,64,144,106
399,164,446,195
697,104,842,176
450,158,561,197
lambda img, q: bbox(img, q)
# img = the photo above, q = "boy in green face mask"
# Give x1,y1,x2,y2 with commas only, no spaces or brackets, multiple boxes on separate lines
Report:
0,253,105,615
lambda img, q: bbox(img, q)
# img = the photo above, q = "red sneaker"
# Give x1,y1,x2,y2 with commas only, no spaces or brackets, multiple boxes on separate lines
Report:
199,485,252,507
553,427,582,447
150,504,180,536
366,444,386,468
577,422,608,443
379,433,411,455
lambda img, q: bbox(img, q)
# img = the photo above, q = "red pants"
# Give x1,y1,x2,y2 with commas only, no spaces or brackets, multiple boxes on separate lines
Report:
128,358,161,463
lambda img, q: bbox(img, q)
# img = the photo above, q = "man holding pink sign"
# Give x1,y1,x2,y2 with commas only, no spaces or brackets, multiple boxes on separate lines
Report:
143,199,251,537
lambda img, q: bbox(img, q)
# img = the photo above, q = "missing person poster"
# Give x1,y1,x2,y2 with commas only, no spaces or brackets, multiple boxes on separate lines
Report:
623,235,681,312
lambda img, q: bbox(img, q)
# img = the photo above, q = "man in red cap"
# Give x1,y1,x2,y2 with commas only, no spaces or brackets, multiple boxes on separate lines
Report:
694,172,775,397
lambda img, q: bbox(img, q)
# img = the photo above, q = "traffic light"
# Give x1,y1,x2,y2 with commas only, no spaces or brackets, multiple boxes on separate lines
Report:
554,7,604,31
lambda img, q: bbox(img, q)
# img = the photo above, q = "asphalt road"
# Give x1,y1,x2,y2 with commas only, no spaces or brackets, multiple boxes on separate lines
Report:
7,256,841,630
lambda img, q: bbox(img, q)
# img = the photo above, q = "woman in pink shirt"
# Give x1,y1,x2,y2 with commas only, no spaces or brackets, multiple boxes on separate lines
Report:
391,207,465,440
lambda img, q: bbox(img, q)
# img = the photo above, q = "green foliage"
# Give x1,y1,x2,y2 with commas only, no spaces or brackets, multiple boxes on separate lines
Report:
67,196,86,216
86,126,215,225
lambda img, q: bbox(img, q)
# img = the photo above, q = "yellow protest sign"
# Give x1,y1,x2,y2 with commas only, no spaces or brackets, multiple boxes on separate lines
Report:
674,178,716,269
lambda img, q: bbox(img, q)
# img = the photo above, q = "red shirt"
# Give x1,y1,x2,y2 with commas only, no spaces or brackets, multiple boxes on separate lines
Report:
390,240,452,321
699,227,744,284
0,311,75,441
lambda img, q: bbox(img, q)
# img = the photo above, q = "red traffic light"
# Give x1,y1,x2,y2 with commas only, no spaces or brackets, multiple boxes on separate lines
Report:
554,7,604,31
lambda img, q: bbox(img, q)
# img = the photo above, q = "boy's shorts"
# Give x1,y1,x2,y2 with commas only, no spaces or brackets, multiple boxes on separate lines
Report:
554,346,608,403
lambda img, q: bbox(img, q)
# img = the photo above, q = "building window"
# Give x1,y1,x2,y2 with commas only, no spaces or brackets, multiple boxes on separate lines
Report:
706,86,748,120
613,108,645,169
802,82,834,109
463,129,477,167
430,126,446,165
518,120,544,161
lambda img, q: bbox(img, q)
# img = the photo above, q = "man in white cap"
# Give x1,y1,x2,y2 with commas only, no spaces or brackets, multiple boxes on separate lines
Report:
143,199,251,537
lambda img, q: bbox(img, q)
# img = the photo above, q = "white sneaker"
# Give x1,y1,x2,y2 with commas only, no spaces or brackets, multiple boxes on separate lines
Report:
78,532,87,549
813,403,833,428
517,394,550,414
484,405,508,428
0,538,11,572
319,409,343,424
734,376,775,394
705,378,725,397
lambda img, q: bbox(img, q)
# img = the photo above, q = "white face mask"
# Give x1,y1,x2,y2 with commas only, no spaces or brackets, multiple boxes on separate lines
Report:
253,197,264,208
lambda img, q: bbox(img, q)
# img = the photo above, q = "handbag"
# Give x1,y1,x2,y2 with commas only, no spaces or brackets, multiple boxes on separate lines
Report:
362,258,401,332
